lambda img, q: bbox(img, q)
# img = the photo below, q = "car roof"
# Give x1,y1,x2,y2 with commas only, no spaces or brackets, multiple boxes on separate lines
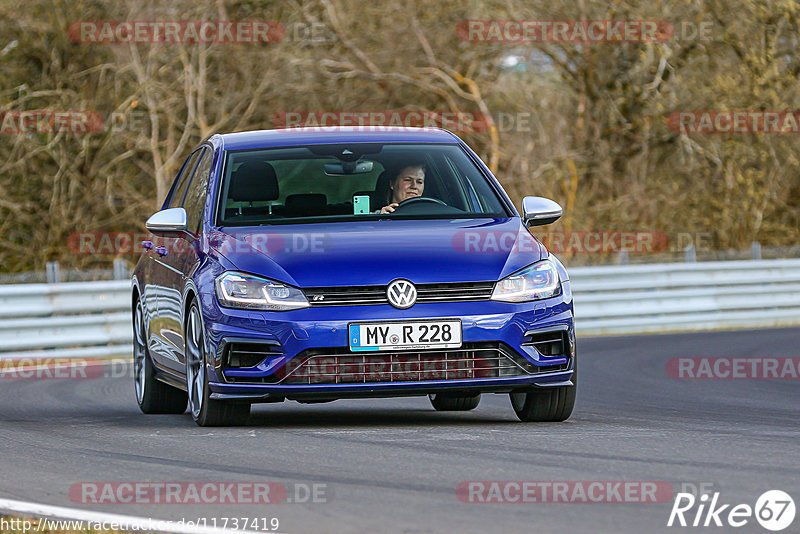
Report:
216,127,461,151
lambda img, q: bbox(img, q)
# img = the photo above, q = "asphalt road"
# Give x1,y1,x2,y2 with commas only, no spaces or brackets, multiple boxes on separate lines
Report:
1,327,798,534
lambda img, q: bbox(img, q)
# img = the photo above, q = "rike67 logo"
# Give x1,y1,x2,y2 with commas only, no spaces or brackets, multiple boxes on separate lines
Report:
668,490,795,531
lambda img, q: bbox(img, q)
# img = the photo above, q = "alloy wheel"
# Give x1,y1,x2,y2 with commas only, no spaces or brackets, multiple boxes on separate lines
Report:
185,305,206,420
133,301,147,404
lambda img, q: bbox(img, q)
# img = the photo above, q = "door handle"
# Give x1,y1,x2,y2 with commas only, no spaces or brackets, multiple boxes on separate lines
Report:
141,240,154,250
155,245,168,257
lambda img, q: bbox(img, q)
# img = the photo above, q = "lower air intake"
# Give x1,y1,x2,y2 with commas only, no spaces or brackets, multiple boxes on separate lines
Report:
261,343,567,385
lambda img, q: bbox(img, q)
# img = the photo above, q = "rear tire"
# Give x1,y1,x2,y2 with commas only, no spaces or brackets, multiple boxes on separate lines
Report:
133,299,187,414
429,393,481,411
510,365,576,422
185,301,250,427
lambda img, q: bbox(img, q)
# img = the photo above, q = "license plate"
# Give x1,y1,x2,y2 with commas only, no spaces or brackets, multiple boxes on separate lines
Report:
348,319,462,352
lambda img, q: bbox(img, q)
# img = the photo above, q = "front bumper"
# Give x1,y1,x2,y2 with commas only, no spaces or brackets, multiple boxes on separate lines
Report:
197,281,575,402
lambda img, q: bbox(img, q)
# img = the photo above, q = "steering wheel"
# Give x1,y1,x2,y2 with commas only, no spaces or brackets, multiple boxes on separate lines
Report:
395,196,447,209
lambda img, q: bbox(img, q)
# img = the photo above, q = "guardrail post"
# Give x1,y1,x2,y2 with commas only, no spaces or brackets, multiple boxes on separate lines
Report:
684,244,696,262
45,261,60,283
113,259,128,280
751,241,762,260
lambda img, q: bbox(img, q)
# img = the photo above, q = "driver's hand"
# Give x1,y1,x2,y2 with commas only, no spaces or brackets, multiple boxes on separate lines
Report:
380,203,398,214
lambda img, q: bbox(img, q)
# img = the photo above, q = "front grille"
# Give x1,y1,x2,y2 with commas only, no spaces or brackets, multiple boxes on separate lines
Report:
226,343,568,385
303,281,495,307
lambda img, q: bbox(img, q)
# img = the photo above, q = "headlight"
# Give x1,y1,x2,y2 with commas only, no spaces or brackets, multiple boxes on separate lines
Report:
491,259,561,302
215,272,309,311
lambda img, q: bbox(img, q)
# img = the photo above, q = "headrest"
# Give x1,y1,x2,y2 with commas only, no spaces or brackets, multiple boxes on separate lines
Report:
374,170,393,205
229,161,279,202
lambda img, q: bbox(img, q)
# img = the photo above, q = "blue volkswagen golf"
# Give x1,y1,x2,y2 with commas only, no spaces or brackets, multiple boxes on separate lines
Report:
132,127,576,426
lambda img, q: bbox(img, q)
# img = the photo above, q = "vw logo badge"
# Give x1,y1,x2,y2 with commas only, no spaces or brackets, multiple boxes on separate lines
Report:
386,279,417,309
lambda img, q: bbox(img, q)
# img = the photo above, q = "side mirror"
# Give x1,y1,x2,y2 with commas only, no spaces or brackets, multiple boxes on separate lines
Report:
145,207,187,236
522,196,562,226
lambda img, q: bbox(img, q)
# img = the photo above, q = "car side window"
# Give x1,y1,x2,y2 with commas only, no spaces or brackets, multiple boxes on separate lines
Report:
183,148,214,234
168,149,202,209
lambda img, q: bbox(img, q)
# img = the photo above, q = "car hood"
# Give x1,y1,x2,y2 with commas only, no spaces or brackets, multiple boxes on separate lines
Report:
207,218,544,287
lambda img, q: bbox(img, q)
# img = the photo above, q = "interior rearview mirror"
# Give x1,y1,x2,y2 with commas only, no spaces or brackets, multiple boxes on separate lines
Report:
324,160,374,175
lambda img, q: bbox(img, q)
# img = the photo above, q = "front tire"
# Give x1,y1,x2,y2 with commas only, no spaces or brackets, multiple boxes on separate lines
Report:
185,302,250,427
133,299,187,414
510,365,576,422
429,393,481,411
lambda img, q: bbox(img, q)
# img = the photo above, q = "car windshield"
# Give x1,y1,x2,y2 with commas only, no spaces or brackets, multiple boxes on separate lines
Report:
216,143,508,226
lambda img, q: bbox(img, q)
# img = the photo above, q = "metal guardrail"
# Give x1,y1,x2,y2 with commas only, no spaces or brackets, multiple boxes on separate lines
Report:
1,258,799,361
570,258,800,335
0,281,131,360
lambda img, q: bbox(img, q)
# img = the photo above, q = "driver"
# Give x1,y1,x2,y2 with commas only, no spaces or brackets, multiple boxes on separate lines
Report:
379,164,425,214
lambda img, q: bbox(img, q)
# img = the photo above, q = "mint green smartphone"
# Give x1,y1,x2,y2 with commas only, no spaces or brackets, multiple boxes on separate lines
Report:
353,195,370,214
